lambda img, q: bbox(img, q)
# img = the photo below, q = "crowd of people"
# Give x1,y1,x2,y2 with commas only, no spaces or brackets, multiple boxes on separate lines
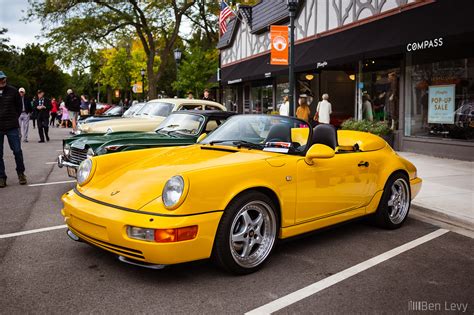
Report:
279,93,333,126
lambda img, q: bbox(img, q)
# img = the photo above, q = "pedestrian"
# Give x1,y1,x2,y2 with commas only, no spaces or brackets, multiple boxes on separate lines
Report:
89,98,97,116
65,89,80,134
80,94,89,116
279,95,289,116
50,97,58,127
187,91,194,99
296,94,311,123
0,71,27,187
314,93,332,124
362,93,374,121
202,89,215,101
30,96,37,129
18,87,32,142
34,90,51,143
59,99,69,128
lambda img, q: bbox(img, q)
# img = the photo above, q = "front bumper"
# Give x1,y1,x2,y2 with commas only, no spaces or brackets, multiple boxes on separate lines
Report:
61,189,223,265
410,177,422,199
57,155,79,169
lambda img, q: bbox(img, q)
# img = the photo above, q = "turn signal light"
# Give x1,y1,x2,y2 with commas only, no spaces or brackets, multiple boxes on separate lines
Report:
154,226,198,243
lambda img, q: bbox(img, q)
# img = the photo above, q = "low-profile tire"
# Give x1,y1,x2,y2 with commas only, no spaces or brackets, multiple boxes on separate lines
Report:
212,191,278,275
374,172,411,229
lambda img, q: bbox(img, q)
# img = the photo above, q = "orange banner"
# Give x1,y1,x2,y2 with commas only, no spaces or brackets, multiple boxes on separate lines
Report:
270,25,288,65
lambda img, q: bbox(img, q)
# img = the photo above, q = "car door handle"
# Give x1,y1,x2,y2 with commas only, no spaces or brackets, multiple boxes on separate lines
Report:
358,161,369,167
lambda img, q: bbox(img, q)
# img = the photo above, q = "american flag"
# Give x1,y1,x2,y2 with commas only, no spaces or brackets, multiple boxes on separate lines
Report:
219,1,235,36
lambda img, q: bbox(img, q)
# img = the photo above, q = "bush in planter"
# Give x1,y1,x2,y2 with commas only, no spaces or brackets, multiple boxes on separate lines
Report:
341,119,392,136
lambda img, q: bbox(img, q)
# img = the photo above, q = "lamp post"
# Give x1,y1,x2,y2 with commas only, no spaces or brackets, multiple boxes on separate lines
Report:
287,0,298,117
140,68,146,101
174,48,182,98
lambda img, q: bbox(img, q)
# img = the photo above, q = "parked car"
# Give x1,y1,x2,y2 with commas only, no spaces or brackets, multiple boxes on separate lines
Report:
62,114,421,274
58,110,236,177
78,103,146,126
77,99,226,134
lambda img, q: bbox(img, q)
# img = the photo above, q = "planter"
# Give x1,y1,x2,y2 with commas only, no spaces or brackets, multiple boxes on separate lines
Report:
381,133,395,147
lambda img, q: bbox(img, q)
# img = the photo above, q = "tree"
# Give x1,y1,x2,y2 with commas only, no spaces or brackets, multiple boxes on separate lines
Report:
27,0,195,99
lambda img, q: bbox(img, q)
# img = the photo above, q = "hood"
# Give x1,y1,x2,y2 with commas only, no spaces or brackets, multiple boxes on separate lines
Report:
69,131,150,150
80,145,275,210
79,117,165,133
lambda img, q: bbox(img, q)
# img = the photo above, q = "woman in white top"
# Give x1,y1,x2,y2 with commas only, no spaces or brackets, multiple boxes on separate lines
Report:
314,93,332,124
279,96,289,116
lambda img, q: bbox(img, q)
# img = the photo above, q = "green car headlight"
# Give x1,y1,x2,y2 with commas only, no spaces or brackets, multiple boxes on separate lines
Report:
162,176,186,209
77,159,94,186
64,143,71,156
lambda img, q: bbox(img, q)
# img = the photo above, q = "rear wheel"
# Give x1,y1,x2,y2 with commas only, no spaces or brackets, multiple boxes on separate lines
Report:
213,191,278,275
374,173,411,229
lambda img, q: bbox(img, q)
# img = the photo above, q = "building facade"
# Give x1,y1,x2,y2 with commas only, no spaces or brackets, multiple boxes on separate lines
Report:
217,0,474,160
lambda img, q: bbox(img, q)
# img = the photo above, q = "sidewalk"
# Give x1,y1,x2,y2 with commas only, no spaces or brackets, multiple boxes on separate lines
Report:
398,152,474,230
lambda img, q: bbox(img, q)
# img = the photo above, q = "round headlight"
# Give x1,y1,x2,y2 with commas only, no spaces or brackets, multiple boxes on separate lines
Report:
77,159,94,186
86,147,95,159
64,144,71,156
162,176,185,209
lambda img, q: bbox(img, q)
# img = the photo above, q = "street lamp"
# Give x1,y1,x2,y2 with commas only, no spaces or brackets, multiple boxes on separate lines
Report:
174,48,182,98
287,0,298,116
140,68,146,101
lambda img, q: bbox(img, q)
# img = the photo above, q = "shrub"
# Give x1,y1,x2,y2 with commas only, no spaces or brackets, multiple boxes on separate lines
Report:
341,119,392,136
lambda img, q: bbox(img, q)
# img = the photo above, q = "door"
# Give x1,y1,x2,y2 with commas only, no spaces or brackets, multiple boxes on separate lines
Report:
295,152,378,223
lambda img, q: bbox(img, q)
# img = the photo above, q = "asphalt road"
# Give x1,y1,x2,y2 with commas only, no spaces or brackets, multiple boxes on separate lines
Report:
1,124,473,314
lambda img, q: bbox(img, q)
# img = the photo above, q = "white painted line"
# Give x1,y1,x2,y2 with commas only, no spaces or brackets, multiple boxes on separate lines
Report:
28,180,75,187
56,150,63,152
246,228,449,315
45,162,57,165
0,225,67,239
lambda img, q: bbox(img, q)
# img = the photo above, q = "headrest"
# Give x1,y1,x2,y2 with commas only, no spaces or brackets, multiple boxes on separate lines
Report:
265,123,292,143
312,124,338,150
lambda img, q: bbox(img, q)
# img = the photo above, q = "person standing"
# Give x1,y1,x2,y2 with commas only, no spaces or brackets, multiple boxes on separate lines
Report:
202,89,215,101
279,95,289,116
314,93,332,124
362,93,374,121
65,89,80,134
80,94,89,116
50,97,58,127
296,94,311,122
59,98,69,128
0,71,27,187
34,90,51,143
30,96,37,129
18,87,32,142
187,91,194,99
89,98,97,116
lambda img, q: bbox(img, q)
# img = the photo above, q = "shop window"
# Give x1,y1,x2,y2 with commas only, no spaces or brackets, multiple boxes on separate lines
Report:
222,86,238,112
275,81,289,113
251,84,273,114
405,57,474,141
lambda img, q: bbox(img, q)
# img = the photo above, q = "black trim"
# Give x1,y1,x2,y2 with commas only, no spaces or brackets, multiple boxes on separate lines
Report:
200,146,238,153
73,188,223,217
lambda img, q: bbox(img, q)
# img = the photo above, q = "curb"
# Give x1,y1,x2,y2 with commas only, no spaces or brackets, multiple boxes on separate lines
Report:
411,204,474,232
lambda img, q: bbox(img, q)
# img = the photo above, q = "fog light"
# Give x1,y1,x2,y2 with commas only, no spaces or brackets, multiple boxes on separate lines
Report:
127,226,155,241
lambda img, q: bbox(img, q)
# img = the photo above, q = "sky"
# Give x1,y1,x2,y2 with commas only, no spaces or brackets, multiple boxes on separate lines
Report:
0,0,44,48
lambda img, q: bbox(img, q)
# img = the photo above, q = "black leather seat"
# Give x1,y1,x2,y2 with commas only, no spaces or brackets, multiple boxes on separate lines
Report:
311,124,338,150
265,123,292,143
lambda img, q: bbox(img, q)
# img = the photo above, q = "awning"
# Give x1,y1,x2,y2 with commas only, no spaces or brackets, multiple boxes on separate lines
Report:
221,0,474,84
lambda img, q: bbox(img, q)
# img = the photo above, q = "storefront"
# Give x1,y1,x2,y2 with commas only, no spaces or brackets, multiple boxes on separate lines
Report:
217,0,474,160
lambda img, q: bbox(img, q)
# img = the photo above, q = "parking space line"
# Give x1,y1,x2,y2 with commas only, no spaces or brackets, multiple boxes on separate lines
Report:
28,180,75,187
45,162,57,165
0,225,67,239
246,228,449,315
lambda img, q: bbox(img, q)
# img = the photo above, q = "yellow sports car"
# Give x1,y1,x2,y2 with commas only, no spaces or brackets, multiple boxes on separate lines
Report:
62,115,422,274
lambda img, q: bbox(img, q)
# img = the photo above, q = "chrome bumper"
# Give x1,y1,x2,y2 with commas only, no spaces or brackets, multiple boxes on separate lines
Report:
57,155,79,169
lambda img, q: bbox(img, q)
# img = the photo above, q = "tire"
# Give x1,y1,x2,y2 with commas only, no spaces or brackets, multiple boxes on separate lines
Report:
374,172,411,229
212,191,278,275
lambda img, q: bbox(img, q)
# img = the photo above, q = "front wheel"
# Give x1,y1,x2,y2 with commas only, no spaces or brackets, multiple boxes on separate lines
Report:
374,173,411,229
212,192,278,275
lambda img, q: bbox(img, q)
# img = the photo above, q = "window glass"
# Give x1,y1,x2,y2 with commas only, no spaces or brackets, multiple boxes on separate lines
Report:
405,57,474,141
222,86,238,112
139,102,174,117
180,104,202,110
205,105,222,110
155,113,205,136
251,84,273,114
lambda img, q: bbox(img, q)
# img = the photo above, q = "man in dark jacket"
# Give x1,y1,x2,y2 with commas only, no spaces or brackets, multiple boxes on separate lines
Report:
65,88,81,134
0,71,27,187
18,87,32,142
33,90,51,143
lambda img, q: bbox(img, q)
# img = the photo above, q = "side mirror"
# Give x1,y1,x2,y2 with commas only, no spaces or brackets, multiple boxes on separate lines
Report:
305,144,335,164
196,133,207,143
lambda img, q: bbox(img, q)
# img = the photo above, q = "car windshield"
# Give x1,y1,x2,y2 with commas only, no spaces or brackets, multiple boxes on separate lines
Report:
138,102,174,117
123,102,145,117
201,115,311,154
155,113,205,136
104,106,123,116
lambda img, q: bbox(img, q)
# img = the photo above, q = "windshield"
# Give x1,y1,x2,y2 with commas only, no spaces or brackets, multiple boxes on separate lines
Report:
155,113,205,136
138,102,174,117
123,102,145,117
104,106,123,116
201,115,311,154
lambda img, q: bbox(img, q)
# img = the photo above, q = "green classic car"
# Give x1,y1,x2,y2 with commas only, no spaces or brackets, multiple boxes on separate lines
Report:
58,110,235,177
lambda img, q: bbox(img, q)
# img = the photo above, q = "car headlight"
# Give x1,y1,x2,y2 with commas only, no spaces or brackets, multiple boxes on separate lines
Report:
64,144,71,156
86,147,95,159
77,159,94,186
162,176,186,209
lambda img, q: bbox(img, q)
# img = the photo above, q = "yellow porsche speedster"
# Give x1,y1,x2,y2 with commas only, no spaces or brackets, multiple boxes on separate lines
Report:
61,115,422,274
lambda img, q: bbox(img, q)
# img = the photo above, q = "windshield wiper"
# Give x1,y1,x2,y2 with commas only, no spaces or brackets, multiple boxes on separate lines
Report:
208,140,263,150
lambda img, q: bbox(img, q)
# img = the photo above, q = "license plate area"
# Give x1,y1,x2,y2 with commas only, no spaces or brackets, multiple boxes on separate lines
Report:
67,167,77,178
